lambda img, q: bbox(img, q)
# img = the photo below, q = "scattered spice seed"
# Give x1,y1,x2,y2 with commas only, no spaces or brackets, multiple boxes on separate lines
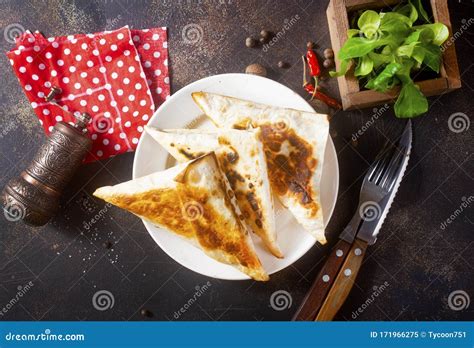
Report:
140,309,153,318
323,48,334,59
245,37,258,48
306,41,316,49
260,30,271,40
323,59,334,68
277,61,290,69
245,63,267,77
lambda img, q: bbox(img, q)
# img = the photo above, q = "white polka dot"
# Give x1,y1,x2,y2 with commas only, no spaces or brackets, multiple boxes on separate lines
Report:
69,66,76,73
44,81,51,88
68,94,75,100
105,84,111,90
104,112,111,118
153,51,160,58
37,92,45,98
140,100,147,106
98,94,105,101
45,52,52,59
80,100,87,106
97,150,103,157
19,66,26,73
124,50,131,56
344,269,352,277
133,111,139,117
64,48,70,55
62,77,69,83
48,37,55,42
123,78,130,84
99,67,106,73
128,66,135,73
55,115,63,122
43,109,50,115
107,128,114,134
86,88,93,95
57,59,64,66
81,72,88,78
70,38,77,44
132,137,139,144
48,126,54,132
135,83,142,90
93,49,99,56
26,56,33,63
156,87,163,94
81,43,88,50
87,60,94,67
164,58,168,66
322,275,330,282
39,63,46,70
119,132,126,139
128,95,135,101
143,43,150,50
92,77,100,84
124,121,131,127
74,82,81,89
105,56,112,62
133,35,140,42
336,249,343,257
67,35,74,40
91,134,98,140
115,117,121,123
144,61,151,68
117,60,124,67
164,76,170,84
52,42,59,48
99,39,106,45
103,139,109,145
32,74,39,80
152,34,159,40
25,84,32,91
122,106,129,112
154,69,161,76
142,114,149,121
75,55,82,61
163,41,168,48
110,143,119,151
110,100,117,107
33,45,40,52
51,70,57,77
117,33,124,40
137,126,143,132
31,102,38,108
117,89,123,96
111,44,117,51
92,105,99,112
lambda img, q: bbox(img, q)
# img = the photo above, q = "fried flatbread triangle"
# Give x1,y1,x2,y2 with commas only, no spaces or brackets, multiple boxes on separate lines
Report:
145,127,282,258
93,153,268,281
192,92,329,244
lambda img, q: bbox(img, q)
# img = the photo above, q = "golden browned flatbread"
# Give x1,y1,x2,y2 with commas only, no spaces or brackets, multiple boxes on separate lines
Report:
93,153,268,281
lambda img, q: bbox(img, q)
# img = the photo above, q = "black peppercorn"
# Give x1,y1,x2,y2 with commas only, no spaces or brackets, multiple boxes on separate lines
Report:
277,61,290,69
245,37,257,48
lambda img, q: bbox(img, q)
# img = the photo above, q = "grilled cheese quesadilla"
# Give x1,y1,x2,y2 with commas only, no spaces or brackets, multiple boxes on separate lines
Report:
94,153,268,281
145,127,282,258
192,92,329,243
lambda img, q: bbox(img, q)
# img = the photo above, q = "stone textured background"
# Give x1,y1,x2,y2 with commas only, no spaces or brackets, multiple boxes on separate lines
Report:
0,0,472,321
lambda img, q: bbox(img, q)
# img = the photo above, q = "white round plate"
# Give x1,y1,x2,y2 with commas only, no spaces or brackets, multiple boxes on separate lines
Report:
133,73,339,280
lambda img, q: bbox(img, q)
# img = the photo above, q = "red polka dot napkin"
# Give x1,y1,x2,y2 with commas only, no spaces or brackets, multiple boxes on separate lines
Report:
6,26,170,162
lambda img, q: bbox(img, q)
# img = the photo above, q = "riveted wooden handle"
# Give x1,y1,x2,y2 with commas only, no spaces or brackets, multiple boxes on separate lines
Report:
292,239,352,321
315,238,368,321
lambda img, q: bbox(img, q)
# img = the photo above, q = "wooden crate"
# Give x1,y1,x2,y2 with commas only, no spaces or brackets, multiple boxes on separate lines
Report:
326,0,461,110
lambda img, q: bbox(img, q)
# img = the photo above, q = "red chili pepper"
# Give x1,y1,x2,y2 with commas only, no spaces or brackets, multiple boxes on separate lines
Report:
306,48,321,78
304,83,342,110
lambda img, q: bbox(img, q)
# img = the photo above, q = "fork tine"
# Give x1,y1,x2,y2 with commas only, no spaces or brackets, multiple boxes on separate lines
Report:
367,141,391,182
380,145,404,189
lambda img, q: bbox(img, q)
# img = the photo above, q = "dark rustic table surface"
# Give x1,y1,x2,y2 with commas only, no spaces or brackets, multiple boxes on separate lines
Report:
0,0,472,321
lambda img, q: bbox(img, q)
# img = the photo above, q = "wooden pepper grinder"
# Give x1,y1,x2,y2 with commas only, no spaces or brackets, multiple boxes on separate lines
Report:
2,94,92,226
